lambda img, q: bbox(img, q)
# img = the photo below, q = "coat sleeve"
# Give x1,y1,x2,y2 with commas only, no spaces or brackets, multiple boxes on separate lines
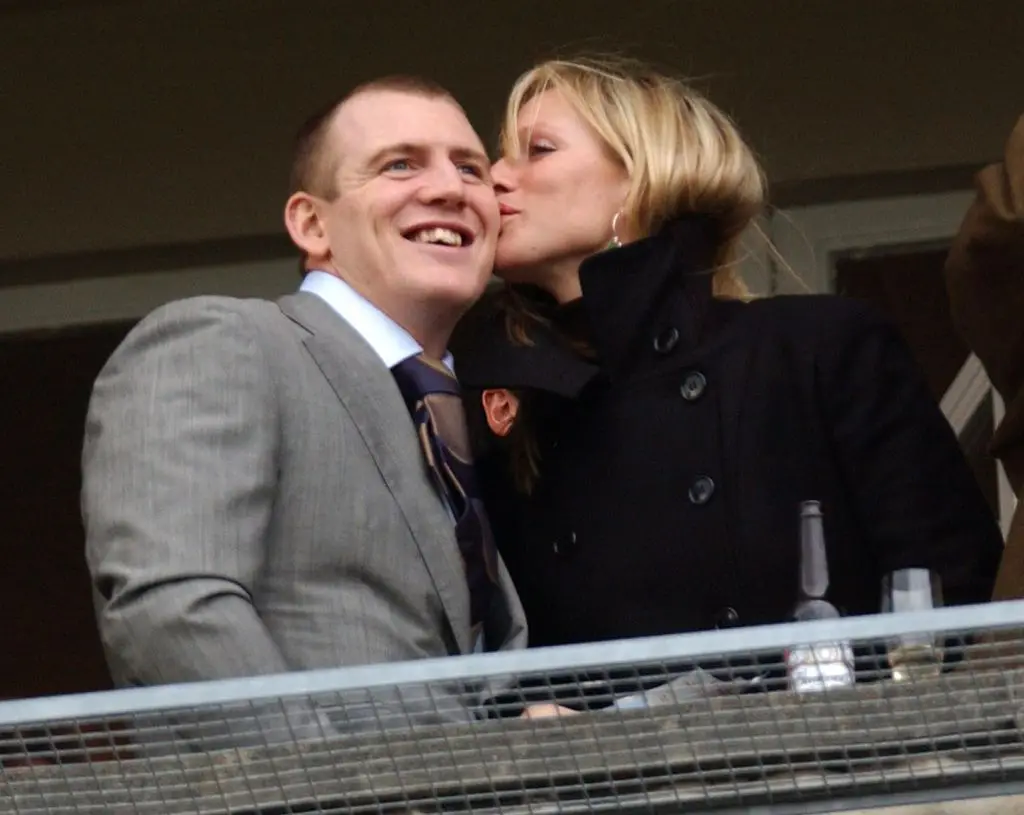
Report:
945,114,1024,487
82,297,293,686
815,300,1003,606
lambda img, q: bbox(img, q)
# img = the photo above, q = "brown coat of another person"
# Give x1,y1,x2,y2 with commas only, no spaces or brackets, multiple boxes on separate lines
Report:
946,114,1024,601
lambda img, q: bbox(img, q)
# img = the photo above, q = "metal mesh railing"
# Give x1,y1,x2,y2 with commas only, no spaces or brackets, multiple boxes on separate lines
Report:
5,601,1024,814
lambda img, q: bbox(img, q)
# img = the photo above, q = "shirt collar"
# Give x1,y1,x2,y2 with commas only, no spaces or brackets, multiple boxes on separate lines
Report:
299,270,454,371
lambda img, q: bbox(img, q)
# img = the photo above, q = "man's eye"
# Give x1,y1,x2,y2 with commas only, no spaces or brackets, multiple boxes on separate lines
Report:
384,159,411,172
458,163,485,178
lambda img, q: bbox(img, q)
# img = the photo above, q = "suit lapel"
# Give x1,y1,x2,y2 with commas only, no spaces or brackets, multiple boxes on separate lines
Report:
278,292,473,654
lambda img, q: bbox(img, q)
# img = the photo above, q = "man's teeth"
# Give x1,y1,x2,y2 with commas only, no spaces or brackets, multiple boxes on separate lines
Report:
411,227,463,247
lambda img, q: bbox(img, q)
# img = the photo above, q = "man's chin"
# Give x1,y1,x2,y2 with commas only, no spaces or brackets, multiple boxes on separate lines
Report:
409,279,490,310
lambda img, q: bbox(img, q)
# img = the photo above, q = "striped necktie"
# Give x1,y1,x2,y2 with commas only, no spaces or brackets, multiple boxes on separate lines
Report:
391,353,500,637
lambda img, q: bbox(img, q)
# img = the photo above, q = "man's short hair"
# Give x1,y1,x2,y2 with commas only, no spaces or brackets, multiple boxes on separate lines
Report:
288,75,459,200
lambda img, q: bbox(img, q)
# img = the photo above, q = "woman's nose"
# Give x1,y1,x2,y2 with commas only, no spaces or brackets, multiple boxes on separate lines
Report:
491,158,516,194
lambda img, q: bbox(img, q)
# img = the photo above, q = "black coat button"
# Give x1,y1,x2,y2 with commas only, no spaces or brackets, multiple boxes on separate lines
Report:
653,327,680,354
688,476,715,505
715,607,740,628
553,531,577,555
680,371,707,401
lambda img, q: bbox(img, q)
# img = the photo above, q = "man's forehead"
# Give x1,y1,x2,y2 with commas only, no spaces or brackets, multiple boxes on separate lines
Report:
332,89,484,159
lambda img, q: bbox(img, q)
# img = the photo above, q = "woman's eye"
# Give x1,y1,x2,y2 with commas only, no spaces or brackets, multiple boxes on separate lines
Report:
528,142,555,158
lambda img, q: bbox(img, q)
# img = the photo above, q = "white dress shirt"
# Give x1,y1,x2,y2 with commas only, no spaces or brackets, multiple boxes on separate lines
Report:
299,270,454,370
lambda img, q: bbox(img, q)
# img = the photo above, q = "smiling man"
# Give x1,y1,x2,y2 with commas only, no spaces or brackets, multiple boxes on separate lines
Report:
81,77,527,730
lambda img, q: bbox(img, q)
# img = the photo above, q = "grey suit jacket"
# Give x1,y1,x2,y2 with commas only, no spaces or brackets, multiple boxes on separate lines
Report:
82,291,527,737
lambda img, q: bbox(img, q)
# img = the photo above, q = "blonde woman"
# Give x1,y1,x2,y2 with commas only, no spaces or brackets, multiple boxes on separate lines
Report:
452,56,1001,650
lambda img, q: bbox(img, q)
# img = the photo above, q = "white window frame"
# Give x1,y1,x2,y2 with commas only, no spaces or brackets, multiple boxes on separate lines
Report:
770,190,1015,537
769,190,975,295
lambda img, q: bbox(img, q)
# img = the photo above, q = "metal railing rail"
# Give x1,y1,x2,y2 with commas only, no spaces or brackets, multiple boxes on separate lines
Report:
3,601,1024,814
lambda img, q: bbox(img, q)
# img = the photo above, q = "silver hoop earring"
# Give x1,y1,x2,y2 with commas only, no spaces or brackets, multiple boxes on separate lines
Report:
607,211,623,250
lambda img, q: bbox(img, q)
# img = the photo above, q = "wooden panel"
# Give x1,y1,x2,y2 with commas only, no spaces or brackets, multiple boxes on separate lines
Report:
835,247,968,402
0,322,133,700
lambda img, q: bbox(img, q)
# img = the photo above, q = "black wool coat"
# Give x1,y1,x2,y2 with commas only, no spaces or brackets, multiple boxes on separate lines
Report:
454,217,1002,649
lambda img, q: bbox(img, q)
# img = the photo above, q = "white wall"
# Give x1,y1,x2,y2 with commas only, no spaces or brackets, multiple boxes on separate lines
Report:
0,259,297,334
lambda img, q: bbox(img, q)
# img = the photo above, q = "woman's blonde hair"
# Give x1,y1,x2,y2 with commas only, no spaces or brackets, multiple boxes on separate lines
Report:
501,55,767,299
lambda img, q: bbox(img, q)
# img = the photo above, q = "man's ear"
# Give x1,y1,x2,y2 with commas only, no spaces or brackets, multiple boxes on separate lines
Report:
284,192,330,260
481,389,520,437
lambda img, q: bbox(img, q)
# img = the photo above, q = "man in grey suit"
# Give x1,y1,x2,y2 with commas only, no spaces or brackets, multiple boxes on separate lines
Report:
82,76,529,736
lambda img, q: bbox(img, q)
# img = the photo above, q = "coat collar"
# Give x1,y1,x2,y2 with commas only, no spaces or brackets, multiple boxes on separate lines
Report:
455,215,721,396
576,214,721,376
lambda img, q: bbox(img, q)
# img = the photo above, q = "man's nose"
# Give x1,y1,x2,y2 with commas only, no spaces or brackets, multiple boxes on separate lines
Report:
491,158,516,195
419,161,466,206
